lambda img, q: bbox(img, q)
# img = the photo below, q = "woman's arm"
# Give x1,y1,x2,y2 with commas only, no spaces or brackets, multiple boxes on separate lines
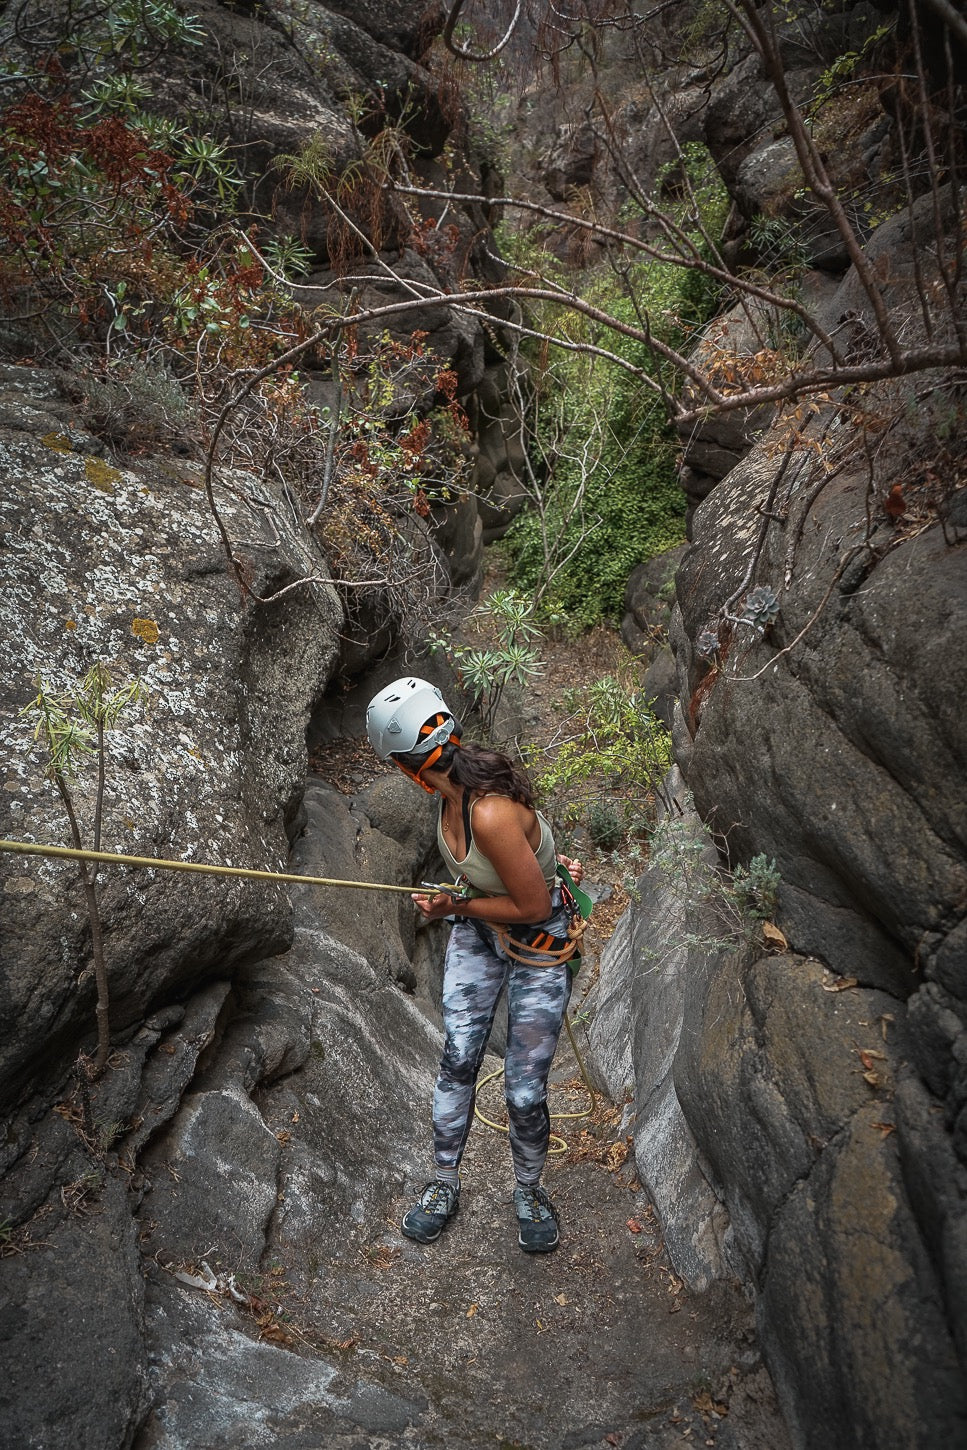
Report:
413,796,552,925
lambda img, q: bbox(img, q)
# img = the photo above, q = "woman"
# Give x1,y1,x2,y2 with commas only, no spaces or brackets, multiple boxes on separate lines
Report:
366,676,585,1254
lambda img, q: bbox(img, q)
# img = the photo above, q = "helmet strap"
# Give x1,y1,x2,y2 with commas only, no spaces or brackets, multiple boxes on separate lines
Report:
395,756,437,794
393,730,460,794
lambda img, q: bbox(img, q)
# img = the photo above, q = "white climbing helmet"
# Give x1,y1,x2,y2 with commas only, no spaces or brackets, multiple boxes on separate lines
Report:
365,677,458,763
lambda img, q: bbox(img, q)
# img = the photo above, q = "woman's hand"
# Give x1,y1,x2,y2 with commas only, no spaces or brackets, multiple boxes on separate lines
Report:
411,891,454,920
556,853,584,886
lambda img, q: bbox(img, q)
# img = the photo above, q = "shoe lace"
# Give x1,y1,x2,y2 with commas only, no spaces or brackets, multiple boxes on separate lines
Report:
517,1185,555,1222
421,1181,455,1214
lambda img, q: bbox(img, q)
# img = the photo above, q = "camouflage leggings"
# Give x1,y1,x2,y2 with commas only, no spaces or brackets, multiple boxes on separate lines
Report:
433,907,573,1186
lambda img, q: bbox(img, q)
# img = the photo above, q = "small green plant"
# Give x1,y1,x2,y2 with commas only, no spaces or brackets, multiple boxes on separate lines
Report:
430,588,544,736
260,233,314,280
587,800,624,851
531,674,673,851
748,214,811,277
809,22,894,117
640,806,786,972
96,1119,125,1152
727,854,781,924
22,664,143,1077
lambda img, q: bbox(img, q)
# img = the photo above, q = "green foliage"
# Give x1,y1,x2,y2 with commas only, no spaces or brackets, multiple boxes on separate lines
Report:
530,674,673,850
23,665,142,781
71,357,195,445
273,130,341,193
430,589,544,736
502,146,729,627
587,800,624,851
727,854,781,923
749,214,811,277
645,809,784,961
260,233,314,280
503,331,686,627
809,22,893,116
22,663,144,1075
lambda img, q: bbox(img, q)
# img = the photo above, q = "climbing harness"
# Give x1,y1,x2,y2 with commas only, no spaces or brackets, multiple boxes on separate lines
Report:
493,867,590,969
0,837,465,897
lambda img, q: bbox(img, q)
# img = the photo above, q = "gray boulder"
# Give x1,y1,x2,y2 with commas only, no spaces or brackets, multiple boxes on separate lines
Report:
621,544,688,660
586,780,967,1447
639,185,967,1446
585,773,728,1291
678,432,967,996
0,367,343,1110
0,1174,151,1450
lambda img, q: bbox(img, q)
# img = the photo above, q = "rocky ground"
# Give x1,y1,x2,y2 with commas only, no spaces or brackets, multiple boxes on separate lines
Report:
138,1005,789,1450
297,1042,787,1450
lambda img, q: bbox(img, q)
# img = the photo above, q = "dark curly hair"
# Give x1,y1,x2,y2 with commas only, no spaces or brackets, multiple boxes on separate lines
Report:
392,738,535,808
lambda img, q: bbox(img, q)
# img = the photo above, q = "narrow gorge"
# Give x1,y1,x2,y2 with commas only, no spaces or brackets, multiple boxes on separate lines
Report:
1,2,964,1448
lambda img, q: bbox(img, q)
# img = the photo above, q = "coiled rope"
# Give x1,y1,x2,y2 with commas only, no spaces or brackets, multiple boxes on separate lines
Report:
473,1014,598,1154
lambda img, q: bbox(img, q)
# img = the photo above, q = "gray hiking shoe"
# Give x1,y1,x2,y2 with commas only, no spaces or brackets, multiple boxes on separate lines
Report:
513,1184,559,1253
401,1180,460,1243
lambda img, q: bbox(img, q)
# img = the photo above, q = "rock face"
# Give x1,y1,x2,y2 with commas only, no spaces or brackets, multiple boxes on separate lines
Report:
0,361,340,1446
2,3,965,1448
0,364,343,1107
132,777,446,1449
586,125,967,1450
1,1,531,1430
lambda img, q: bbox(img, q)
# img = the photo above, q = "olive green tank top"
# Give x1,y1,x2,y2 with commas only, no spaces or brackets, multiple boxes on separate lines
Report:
436,792,558,896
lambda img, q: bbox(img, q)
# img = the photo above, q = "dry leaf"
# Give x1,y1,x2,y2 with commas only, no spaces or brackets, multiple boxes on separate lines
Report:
884,483,906,518
859,1048,886,1070
605,1139,629,1171
822,975,858,993
626,1218,642,1234
257,1314,294,1346
872,1121,895,1137
761,921,788,949
863,1070,882,1088
554,1293,568,1305
466,1303,478,1318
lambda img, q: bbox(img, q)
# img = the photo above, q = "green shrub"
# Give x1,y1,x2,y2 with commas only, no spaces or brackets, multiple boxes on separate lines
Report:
501,145,728,627
587,800,624,851
727,853,781,923
529,673,673,850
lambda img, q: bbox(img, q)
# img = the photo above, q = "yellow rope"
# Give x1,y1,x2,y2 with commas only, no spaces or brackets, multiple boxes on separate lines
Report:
3,837,600,1150
0,837,441,896
473,1012,598,1154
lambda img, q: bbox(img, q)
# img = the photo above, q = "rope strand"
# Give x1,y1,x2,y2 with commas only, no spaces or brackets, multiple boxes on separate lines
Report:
0,838,437,895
